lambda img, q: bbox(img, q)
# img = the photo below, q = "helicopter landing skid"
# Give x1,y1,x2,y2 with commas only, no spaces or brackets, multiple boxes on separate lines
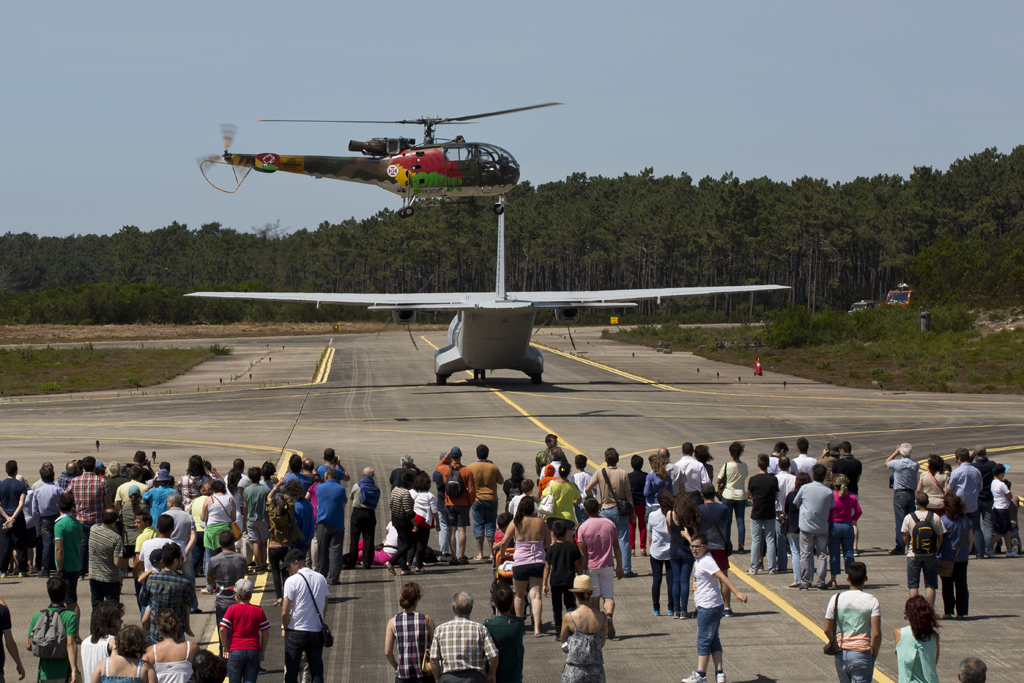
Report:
199,159,252,193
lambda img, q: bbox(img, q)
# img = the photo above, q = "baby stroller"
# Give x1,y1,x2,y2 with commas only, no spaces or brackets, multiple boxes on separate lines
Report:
491,541,517,616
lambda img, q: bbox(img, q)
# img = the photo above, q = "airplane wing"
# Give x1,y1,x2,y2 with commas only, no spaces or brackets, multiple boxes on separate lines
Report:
185,284,787,311
515,284,789,307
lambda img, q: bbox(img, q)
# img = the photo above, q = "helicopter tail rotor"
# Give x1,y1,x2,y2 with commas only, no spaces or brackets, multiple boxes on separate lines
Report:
198,124,252,192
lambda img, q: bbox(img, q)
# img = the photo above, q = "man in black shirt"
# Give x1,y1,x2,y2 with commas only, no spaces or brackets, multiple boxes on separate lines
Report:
971,445,997,552
389,455,420,490
830,441,863,555
746,454,779,575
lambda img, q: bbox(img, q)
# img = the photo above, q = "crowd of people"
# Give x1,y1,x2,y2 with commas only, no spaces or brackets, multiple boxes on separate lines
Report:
0,434,1010,683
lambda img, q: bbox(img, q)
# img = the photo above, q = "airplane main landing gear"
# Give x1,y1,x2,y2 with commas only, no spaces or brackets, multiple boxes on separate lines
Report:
492,203,504,216
530,373,542,385
399,206,415,219
436,374,448,385
473,369,486,380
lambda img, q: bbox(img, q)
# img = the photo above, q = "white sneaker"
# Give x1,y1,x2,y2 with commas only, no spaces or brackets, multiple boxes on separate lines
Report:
682,673,707,683
1007,550,1020,558
716,672,727,683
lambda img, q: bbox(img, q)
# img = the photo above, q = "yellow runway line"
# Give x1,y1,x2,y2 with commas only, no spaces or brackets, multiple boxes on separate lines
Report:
727,561,896,683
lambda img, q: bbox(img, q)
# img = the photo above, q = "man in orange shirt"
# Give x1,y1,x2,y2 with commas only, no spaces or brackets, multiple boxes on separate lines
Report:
436,448,476,565
468,445,504,562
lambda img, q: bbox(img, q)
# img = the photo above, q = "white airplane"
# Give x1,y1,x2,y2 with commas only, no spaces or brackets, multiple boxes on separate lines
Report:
186,211,787,385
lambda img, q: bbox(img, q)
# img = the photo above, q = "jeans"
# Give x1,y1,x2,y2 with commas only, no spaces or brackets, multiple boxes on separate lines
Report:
471,500,499,539
649,558,675,612
347,508,376,569
79,523,93,575
40,514,58,576
600,508,631,574
670,548,694,614
191,532,206,577
695,605,723,656
437,510,450,555
284,630,323,683
315,521,344,582
629,503,647,550
829,521,855,578
723,498,746,548
227,649,261,683
834,648,873,683
967,508,983,558
940,561,969,616
787,532,802,584
799,531,828,587
775,524,789,573
892,491,916,552
749,518,777,573
90,580,121,608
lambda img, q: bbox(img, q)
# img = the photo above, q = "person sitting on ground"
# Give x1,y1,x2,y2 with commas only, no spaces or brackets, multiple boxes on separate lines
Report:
89,624,157,683
894,596,940,683
559,575,606,683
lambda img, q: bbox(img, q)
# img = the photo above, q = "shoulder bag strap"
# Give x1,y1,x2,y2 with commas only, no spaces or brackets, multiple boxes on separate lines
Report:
830,593,840,635
929,472,944,492
213,494,232,518
706,504,727,544
299,573,326,629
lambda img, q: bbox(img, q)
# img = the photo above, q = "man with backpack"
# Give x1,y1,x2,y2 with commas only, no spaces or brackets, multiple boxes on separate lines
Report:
902,491,945,608
346,467,379,570
26,577,79,683
435,448,476,565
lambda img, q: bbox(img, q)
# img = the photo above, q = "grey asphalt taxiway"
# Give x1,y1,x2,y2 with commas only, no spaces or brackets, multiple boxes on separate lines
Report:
1,328,1021,683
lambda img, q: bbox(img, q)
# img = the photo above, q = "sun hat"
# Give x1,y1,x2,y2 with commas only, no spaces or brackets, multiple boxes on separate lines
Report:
568,575,595,593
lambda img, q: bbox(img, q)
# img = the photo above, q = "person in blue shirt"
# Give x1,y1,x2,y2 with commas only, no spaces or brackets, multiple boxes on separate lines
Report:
886,444,920,554
313,468,347,584
316,448,349,483
142,470,175,521
283,455,312,493
289,480,315,555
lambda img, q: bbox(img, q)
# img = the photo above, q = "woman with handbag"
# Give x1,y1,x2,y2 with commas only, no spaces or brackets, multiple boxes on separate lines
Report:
384,582,436,683
544,463,582,538
938,491,973,619
822,561,881,683
917,456,948,516
201,479,237,595
716,442,749,553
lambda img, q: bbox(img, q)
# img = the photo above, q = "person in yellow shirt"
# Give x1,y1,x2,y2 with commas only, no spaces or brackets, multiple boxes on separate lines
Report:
468,445,504,562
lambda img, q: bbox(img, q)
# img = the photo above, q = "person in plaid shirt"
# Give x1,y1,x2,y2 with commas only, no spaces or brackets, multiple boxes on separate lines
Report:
430,592,499,683
64,456,111,577
57,460,80,491
139,543,194,643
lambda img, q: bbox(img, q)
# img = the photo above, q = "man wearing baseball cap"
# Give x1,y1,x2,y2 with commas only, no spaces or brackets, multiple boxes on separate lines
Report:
435,448,476,564
281,547,328,683
142,470,175,521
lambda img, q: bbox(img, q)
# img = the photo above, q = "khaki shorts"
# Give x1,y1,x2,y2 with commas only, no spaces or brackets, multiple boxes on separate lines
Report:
246,520,270,543
587,566,615,599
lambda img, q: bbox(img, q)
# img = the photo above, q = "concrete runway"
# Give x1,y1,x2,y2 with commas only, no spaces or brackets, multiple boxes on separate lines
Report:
1,328,1022,683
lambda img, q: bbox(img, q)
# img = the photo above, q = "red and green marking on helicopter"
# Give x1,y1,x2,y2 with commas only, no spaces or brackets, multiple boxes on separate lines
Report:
198,103,560,218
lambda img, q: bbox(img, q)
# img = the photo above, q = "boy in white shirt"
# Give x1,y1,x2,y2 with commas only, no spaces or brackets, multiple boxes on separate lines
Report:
682,533,748,683
988,465,1020,557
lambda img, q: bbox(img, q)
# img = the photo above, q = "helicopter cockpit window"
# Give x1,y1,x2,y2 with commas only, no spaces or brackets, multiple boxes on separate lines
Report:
476,147,495,163
444,146,473,162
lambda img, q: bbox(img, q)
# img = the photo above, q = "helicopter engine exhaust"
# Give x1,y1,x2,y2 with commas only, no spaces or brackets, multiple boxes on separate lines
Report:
392,310,418,325
553,308,581,324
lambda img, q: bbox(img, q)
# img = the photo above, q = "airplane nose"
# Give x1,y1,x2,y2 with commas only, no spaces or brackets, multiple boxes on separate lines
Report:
503,163,520,185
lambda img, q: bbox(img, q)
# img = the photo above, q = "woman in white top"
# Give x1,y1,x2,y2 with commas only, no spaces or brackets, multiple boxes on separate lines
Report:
142,609,196,683
410,472,439,573
646,492,675,616
201,479,236,593
716,441,749,553
90,625,157,683
82,600,124,682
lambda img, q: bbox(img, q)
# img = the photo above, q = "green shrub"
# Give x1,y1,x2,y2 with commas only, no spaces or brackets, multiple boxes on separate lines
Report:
209,344,233,356
41,381,62,392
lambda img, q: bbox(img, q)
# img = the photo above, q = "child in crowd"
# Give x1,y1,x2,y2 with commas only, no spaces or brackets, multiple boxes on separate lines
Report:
509,480,534,517
494,512,513,547
988,465,1020,557
219,579,270,683
543,519,585,636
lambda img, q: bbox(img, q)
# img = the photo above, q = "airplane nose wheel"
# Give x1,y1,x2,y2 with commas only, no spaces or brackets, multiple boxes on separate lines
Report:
399,207,415,219
473,369,486,380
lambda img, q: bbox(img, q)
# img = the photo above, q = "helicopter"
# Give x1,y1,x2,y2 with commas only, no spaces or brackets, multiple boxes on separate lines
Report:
198,103,561,218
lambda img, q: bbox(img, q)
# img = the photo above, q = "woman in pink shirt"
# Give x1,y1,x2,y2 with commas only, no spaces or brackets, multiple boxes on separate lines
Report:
827,474,862,588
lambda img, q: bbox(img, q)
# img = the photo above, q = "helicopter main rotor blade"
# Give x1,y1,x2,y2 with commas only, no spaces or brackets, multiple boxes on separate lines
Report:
441,102,562,124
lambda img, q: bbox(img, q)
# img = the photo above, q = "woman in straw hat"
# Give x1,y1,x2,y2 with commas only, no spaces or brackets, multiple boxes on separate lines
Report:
559,575,607,683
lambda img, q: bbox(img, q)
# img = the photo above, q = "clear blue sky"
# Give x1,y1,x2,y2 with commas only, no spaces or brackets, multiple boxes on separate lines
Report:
3,2,1021,238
